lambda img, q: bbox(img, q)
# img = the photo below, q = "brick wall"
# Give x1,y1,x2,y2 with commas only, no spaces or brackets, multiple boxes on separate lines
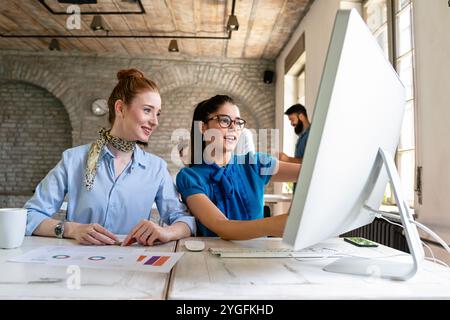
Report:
0,80,72,207
0,51,276,205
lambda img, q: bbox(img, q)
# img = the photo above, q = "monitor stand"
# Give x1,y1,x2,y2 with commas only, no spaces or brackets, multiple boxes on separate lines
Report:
323,148,424,281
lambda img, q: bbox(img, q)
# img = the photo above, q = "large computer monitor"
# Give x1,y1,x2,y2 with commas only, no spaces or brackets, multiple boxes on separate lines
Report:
282,9,424,280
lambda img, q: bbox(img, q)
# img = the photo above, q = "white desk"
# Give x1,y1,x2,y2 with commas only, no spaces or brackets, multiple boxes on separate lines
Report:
3,236,450,300
168,237,450,300
0,236,176,299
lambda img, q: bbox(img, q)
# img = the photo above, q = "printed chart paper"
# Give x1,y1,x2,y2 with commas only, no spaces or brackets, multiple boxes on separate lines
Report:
8,246,183,273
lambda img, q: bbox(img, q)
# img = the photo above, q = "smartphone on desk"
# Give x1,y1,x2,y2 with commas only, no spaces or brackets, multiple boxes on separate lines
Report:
344,237,379,247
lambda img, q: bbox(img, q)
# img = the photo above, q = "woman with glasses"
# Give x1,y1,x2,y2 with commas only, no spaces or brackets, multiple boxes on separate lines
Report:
176,95,300,239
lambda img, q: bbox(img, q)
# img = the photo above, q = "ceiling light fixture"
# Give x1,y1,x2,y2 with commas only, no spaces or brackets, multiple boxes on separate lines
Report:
90,15,107,32
48,38,61,51
168,39,179,52
226,14,239,31
226,0,239,31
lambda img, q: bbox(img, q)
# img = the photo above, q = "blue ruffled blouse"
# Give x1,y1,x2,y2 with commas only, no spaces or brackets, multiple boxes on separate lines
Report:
176,153,277,236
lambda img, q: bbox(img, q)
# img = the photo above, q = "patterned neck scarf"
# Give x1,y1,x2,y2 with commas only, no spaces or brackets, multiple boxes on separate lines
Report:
85,128,136,190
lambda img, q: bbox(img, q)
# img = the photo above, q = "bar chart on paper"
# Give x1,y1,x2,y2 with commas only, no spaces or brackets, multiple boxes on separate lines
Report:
137,255,171,267
8,246,184,273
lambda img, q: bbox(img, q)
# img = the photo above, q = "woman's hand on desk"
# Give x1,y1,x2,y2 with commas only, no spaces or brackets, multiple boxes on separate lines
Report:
122,220,170,246
67,223,118,245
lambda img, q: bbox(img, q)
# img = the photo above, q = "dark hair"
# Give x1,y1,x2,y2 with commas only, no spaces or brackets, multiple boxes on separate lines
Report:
108,68,160,125
189,95,235,167
284,103,307,118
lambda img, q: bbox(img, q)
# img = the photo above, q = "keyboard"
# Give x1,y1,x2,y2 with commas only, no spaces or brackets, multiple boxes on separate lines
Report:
209,246,344,258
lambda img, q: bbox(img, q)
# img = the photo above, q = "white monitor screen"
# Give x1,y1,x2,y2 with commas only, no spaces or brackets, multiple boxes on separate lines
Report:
283,9,405,250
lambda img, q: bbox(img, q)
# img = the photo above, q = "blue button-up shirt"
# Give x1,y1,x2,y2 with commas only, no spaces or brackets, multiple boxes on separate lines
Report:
25,144,196,236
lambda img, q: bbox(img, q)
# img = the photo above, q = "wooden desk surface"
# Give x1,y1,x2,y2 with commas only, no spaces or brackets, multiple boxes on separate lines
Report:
168,237,450,300
0,236,176,300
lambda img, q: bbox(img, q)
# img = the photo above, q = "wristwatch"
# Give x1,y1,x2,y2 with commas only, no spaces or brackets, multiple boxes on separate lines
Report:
55,220,65,239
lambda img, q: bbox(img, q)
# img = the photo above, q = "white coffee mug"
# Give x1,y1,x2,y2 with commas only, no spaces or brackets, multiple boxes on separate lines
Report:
0,208,27,249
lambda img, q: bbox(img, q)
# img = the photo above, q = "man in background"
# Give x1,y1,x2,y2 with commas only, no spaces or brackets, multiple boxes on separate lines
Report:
279,104,311,164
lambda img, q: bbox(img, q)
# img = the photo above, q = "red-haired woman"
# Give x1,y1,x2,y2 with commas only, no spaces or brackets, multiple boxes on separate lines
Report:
25,69,195,246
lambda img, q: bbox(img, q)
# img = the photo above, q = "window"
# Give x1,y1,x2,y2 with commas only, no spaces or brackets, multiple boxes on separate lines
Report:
363,0,416,207
297,68,306,105
284,51,306,194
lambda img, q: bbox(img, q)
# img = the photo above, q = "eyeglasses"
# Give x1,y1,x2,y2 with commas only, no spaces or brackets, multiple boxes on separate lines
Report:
206,114,247,130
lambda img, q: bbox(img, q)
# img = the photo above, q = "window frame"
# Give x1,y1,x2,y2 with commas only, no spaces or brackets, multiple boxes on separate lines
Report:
363,0,418,208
